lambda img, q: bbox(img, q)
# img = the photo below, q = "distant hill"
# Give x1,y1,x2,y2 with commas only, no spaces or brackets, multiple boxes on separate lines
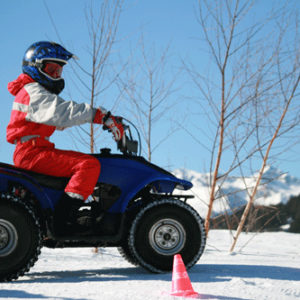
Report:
173,166,300,232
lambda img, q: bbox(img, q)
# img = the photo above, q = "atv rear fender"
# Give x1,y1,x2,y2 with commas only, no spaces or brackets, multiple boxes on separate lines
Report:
0,165,57,209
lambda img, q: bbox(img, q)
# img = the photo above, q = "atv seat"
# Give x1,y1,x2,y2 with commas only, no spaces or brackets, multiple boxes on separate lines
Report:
0,162,69,190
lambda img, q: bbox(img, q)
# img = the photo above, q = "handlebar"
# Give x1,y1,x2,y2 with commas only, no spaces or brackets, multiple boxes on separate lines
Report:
117,120,140,156
102,116,141,156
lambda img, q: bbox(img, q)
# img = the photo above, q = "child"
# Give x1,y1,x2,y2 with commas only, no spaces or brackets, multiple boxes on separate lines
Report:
6,41,124,233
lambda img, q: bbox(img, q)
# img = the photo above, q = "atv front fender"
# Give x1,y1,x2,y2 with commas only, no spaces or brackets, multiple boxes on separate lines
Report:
97,156,193,213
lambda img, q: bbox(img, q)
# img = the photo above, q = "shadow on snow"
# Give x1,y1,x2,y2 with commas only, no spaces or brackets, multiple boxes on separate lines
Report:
1,264,298,299
6,263,300,284
0,289,78,300
190,264,300,282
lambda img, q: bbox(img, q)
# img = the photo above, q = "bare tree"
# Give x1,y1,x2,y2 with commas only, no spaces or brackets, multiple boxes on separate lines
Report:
185,0,300,234
68,0,124,153
230,57,300,252
45,0,124,153
117,37,180,161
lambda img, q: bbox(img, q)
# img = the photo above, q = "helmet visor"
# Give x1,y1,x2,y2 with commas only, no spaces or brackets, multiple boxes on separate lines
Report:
42,62,63,79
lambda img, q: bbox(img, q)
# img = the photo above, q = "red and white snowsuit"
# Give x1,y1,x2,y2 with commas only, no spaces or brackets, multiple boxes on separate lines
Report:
6,73,101,200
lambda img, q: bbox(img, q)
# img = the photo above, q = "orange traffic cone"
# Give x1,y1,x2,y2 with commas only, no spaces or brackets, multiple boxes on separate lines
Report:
170,254,199,298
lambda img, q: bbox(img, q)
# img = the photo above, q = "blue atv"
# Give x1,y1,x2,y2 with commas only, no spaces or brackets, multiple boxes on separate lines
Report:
0,121,206,281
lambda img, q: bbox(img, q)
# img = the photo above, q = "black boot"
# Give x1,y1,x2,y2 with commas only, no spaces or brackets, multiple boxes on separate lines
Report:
75,201,104,231
54,193,92,234
91,201,104,224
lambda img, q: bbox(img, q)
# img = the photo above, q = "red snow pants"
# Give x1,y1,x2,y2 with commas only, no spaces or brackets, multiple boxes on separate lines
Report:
13,138,100,200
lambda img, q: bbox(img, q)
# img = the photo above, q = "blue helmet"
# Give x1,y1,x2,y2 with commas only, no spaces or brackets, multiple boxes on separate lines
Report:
22,41,74,94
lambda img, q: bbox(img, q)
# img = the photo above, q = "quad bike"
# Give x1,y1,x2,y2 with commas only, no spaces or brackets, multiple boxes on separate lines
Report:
0,120,206,281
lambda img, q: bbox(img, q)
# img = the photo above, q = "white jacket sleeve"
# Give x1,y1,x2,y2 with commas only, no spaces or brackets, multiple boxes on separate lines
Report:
25,83,97,127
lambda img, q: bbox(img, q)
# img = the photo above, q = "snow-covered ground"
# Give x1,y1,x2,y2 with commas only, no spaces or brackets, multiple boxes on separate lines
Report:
1,230,299,300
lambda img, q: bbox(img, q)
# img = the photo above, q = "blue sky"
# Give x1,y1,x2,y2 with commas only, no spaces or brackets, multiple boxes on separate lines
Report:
1,0,299,179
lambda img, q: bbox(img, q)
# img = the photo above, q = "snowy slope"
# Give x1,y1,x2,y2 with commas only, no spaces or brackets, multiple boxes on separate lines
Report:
0,230,299,299
173,166,300,217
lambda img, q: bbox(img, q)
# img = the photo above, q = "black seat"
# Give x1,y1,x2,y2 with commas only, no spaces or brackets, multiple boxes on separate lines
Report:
0,162,69,190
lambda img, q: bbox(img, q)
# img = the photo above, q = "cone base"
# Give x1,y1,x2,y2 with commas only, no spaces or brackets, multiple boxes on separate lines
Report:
170,290,199,298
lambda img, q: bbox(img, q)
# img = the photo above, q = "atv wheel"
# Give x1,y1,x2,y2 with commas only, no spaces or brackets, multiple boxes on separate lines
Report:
128,199,206,273
0,193,42,281
117,245,139,266
117,206,141,267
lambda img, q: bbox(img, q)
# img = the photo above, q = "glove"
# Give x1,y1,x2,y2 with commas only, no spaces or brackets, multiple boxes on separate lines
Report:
103,115,124,141
93,108,124,141
93,107,108,124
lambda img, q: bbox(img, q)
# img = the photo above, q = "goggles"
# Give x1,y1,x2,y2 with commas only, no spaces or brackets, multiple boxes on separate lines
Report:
42,61,64,79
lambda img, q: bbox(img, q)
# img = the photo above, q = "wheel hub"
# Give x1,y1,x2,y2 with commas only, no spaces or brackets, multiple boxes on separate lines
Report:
149,218,186,256
0,219,18,257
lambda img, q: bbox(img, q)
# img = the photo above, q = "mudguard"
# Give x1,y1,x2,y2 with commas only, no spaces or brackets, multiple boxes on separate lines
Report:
96,154,192,213
0,163,63,209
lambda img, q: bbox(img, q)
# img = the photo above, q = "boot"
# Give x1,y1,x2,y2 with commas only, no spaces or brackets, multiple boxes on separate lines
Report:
91,201,104,225
77,201,104,226
54,193,92,234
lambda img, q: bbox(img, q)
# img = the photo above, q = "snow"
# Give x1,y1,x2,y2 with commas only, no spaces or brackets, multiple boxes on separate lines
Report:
1,230,300,300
